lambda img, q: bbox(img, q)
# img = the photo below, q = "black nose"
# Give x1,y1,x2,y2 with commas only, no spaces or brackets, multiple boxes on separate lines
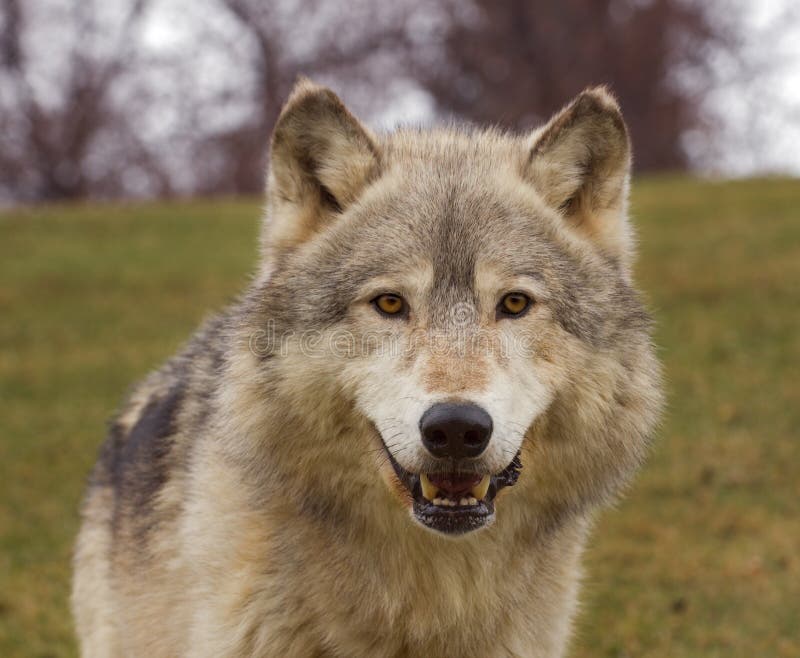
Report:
419,403,493,459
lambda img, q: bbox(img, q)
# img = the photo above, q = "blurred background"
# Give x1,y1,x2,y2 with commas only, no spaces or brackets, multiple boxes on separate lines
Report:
1,1,799,657
1,0,800,203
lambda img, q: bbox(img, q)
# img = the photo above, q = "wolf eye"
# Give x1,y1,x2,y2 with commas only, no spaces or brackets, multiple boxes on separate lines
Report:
372,294,406,318
497,292,532,318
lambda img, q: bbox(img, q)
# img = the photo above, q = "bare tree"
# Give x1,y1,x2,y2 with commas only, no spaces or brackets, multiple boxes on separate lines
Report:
0,0,166,202
413,0,734,172
0,0,791,203
184,0,416,195
0,0,422,201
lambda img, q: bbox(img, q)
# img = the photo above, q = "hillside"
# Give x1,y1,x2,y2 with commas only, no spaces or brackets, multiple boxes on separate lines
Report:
1,178,798,657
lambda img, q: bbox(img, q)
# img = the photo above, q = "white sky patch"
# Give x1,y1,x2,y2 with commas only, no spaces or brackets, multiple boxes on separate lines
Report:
687,0,800,175
373,83,436,131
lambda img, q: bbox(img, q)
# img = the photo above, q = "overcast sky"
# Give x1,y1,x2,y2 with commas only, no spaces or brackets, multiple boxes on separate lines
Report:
692,0,800,176
137,0,800,177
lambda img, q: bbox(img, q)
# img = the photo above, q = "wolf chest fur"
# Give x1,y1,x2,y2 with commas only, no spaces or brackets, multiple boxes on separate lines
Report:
72,80,663,657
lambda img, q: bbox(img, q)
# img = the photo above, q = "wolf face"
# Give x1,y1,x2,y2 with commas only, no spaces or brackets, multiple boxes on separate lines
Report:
253,80,660,537
72,80,663,657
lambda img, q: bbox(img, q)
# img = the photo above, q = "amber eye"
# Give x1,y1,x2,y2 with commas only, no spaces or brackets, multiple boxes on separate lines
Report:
498,292,532,318
372,293,406,317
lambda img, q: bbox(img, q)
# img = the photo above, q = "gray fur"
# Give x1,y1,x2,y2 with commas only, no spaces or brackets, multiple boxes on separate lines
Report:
73,81,662,658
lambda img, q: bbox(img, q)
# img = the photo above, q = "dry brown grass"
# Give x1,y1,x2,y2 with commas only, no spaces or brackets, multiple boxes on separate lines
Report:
1,178,798,656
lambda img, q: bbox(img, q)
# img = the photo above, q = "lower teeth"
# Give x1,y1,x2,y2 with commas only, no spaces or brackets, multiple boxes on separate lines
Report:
430,497,479,507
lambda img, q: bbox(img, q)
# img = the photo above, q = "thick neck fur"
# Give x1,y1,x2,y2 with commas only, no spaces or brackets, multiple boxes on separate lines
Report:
181,331,591,657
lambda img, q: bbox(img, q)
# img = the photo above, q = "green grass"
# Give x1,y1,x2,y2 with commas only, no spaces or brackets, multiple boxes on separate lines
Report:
1,178,798,656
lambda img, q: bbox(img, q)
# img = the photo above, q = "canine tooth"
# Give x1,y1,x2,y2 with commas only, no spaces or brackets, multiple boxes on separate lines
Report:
471,475,491,500
459,497,469,506
467,497,478,506
420,473,438,501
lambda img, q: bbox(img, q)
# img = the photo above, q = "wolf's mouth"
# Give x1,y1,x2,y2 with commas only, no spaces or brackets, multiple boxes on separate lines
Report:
385,451,522,535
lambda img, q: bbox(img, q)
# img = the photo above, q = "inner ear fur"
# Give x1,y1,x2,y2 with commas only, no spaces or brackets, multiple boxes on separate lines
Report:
264,79,380,255
525,87,632,259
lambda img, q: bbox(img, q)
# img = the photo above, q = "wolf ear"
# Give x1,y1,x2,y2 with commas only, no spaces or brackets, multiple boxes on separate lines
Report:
264,79,380,256
525,87,632,260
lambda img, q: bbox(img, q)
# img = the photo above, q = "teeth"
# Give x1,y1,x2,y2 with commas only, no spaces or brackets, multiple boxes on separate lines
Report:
471,475,491,501
424,474,488,508
420,473,438,501
430,496,481,508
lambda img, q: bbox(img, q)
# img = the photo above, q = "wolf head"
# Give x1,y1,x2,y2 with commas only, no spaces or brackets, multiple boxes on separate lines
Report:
243,80,662,536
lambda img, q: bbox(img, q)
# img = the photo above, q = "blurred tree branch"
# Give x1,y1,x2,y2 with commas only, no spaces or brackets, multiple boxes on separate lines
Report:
410,0,735,172
184,0,415,194
0,0,167,201
0,0,794,202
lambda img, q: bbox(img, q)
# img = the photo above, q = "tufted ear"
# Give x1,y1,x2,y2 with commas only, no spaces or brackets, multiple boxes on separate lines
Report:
263,79,380,259
525,87,632,261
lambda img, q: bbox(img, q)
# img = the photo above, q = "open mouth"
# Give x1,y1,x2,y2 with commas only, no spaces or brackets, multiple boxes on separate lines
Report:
386,451,522,535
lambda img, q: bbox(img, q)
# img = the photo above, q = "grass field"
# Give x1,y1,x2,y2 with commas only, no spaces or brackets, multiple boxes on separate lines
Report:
1,177,798,657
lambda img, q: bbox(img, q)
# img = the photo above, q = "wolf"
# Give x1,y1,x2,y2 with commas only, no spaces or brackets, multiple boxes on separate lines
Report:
72,79,662,657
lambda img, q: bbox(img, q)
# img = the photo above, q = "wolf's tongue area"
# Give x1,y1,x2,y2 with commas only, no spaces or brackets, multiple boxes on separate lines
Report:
419,472,491,502
428,473,482,497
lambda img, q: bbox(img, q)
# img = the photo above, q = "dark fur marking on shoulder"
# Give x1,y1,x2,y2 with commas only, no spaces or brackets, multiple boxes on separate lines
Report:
128,383,183,447
108,380,185,539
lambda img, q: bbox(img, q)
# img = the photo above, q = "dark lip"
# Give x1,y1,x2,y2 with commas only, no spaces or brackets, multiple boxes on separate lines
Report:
385,449,523,535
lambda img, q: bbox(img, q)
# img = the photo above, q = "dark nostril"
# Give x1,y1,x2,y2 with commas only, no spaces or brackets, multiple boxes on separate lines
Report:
463,430,480,447
430,429,447,448
419,402,493,459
